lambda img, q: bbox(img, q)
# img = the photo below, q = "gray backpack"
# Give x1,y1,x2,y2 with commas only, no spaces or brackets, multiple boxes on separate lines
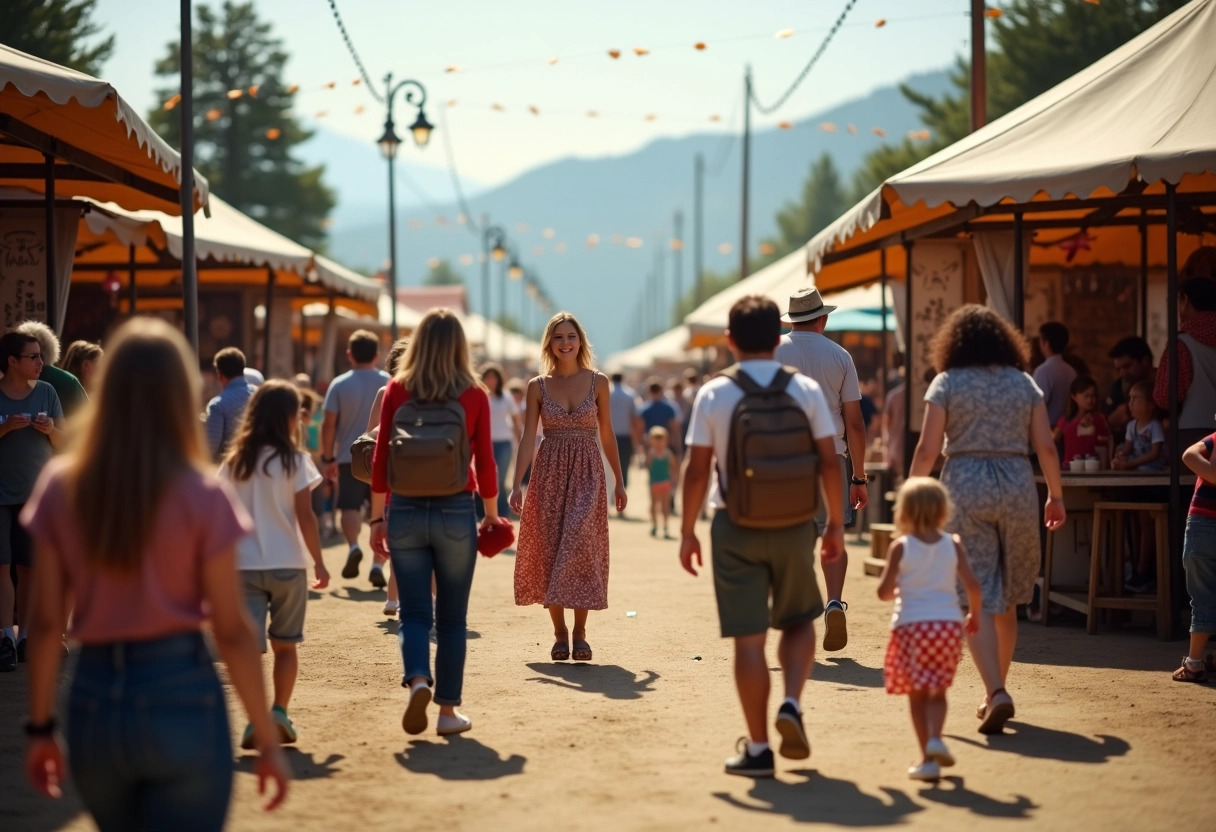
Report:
386,396,471,497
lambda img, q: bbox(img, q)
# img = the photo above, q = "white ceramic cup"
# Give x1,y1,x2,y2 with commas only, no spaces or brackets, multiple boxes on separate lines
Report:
1084,458,1100,472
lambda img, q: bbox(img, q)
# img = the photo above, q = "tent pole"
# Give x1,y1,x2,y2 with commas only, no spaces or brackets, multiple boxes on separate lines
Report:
1166,183,1180,640
970,0,986,131
1139,209,1149,339
879,247,889,396
43,153,57,334
179,0,199,353
263,266,276,373
1012,210,1025,331
128,243,137,315
902,241,914,481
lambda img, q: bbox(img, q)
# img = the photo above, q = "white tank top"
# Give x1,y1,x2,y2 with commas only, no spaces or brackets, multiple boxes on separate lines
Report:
891,533,964,629
1178,333,1216,431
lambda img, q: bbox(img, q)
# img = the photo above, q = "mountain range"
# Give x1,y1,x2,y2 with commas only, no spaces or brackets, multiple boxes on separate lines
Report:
301,69,952,354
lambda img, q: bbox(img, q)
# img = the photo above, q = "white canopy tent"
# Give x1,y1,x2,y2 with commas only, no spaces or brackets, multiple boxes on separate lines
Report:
606,325,694,372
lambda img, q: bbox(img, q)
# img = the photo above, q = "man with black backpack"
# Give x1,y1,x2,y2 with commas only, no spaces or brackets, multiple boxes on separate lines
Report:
680,296,845,778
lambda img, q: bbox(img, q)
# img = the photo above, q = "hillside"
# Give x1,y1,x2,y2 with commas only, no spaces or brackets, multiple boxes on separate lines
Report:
321,69,951,354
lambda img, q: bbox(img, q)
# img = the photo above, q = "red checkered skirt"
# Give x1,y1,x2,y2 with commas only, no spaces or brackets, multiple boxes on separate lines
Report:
883,620,964,695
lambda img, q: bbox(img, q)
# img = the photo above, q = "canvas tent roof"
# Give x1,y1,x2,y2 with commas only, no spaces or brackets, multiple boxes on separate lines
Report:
76,195,382,310
0,44,208,214
806,0,1216,291
606,325,694,371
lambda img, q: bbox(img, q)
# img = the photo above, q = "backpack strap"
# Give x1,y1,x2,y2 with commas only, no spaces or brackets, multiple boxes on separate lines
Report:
719,364,794,395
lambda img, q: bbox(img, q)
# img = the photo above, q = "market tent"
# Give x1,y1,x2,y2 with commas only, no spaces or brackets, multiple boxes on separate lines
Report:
76,195,382,313
606,325,693,371
684,247,898,346
0,44,208,214
684,248,806,347
805,0,1216,292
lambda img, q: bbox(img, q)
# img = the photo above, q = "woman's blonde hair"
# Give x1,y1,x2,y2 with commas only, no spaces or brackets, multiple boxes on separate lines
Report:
396,308,480,402
893,477,952,536
67,317,208,572
539,312,594,374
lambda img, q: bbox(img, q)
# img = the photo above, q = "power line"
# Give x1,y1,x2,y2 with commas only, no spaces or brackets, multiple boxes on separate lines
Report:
438,104,482,236
749,0,859,115
324,0,384,103
707,95,741,176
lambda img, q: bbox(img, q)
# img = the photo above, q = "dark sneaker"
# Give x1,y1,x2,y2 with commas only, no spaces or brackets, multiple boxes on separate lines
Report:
823,600,849,652
775,702,811,760
342,546,363,579
724,737,775,778
369,563,387,588
0,636,15,672
16,638,27,663
1124,573,1155,594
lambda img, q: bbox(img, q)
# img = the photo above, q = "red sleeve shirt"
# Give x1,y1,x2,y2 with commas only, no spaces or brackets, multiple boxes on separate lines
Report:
1057,411,1110,462
371,380,498,499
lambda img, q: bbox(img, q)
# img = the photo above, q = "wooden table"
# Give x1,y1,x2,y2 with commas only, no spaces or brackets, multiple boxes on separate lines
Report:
1034,470,1192,637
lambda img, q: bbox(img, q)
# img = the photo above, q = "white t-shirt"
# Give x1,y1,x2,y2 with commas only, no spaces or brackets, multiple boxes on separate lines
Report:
685,360,836,510
220,449,322,570
487,393,519,443
774,331,862,455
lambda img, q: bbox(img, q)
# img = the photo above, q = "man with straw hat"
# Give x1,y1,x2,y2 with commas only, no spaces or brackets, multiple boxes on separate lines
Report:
774,286,868,654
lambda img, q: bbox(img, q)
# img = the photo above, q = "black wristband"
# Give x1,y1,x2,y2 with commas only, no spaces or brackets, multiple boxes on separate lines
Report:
369,518,384,527
24,718,57,738
321,455,336,464
850,476,870,486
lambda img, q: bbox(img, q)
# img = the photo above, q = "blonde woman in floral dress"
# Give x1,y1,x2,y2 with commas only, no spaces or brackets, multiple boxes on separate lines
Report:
510,313,628,662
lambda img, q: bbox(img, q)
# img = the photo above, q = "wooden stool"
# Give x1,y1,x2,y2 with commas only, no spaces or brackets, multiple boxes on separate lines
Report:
865,523,897,576
1087,501,1171,639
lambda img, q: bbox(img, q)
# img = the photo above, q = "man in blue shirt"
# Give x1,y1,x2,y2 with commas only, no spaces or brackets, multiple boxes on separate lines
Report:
639,379,682,456
204,347,254,462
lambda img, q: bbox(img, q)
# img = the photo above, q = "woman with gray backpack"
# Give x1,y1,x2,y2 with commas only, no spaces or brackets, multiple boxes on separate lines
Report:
368,310,501,737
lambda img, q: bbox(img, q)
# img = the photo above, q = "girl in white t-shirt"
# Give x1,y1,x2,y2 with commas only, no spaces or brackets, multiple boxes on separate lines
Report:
220,380,328,750
877,478,983,783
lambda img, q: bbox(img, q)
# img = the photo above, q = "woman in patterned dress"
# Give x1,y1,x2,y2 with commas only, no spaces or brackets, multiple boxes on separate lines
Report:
909,305,1065,734
510,313,628,662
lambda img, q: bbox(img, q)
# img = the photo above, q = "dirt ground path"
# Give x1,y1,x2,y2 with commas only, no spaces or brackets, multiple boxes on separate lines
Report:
4,474,1216,831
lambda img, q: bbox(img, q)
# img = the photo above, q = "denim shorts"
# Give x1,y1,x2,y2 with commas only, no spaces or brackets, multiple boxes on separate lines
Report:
1182,514,1216,634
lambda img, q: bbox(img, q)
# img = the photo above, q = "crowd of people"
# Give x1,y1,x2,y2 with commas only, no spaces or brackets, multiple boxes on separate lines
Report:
3,250,1216,827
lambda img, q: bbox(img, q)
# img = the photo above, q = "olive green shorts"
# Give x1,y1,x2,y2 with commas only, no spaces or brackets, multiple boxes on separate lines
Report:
710,511,825,638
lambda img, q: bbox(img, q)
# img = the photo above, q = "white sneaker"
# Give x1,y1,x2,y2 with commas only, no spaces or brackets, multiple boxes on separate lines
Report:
925,738,955,767
908,760,941,782
383,600,399,617
437,711,472,736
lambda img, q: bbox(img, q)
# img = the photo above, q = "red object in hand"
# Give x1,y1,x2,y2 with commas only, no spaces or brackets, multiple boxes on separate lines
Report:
477,518,516,557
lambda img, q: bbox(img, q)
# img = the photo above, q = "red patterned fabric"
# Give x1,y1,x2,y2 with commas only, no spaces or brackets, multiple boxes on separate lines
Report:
883,620,964,695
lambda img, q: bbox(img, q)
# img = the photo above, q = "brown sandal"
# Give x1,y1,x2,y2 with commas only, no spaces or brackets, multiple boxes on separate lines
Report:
1172,657,1207,683
572,640,593,662
978,689,1015,734
551,640,570,661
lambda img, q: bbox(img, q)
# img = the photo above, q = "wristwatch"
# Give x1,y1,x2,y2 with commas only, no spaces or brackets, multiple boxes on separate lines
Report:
850,476,870,486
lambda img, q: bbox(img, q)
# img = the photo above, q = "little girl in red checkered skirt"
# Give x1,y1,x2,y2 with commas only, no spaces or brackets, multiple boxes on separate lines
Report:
877,478,984,782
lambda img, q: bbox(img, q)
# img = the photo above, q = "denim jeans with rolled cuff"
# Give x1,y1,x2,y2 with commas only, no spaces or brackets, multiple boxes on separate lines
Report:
1183,514,1216,634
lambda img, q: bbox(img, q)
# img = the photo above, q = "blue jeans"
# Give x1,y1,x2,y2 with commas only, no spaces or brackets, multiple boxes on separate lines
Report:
388,493,478,706
67,632,232,832
493,440,513,517
1183,514,1216,634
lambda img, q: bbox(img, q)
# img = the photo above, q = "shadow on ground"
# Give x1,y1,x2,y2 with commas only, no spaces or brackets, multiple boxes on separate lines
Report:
813,656,884,689
918,776,1037,818
235,748,345,780
328,587,385,603
524,662,659,699
713,770,923,826
949,721,1130,763
395,737,525,780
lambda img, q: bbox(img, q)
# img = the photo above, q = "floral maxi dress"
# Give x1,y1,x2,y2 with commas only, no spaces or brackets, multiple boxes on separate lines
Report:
514,376,610,610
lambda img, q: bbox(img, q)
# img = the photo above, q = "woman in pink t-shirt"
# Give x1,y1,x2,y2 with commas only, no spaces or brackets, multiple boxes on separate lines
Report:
20,318,290,831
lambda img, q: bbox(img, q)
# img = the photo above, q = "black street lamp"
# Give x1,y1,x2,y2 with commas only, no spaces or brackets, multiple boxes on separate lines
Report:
378,72,433,339
481,224,507,355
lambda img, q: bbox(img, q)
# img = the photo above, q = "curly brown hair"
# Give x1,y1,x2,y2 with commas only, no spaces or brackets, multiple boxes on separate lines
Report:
930,304,1030,372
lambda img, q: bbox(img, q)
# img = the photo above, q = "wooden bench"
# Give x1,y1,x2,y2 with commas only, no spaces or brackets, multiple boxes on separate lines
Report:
864,523,896,576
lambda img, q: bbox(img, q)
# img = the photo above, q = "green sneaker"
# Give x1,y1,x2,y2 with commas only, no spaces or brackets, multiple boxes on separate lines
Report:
272,706,297,744
239,722,257,750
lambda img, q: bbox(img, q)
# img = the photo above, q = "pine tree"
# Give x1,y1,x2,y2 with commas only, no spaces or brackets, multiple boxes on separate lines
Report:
147,1,334,250
1,0,114,76
424,260,464,286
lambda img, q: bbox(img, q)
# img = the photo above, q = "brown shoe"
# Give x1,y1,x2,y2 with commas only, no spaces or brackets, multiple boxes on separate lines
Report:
1173,657,1207,683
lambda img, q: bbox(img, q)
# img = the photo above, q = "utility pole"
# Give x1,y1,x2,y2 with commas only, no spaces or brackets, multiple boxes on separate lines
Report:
970,0,986,131
694,153,704,306
739,64,752,282
655,235,665,333
179,0,198,352
673,210,683,327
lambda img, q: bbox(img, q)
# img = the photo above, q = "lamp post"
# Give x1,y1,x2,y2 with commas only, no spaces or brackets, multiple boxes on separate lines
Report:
377,72,434,339
481,223,507,356
502,249,523,359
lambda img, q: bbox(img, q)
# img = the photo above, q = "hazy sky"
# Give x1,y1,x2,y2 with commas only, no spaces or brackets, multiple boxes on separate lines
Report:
94,0,974,186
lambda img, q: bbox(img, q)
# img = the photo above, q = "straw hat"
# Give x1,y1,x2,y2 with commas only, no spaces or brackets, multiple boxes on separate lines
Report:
781,287,837,324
